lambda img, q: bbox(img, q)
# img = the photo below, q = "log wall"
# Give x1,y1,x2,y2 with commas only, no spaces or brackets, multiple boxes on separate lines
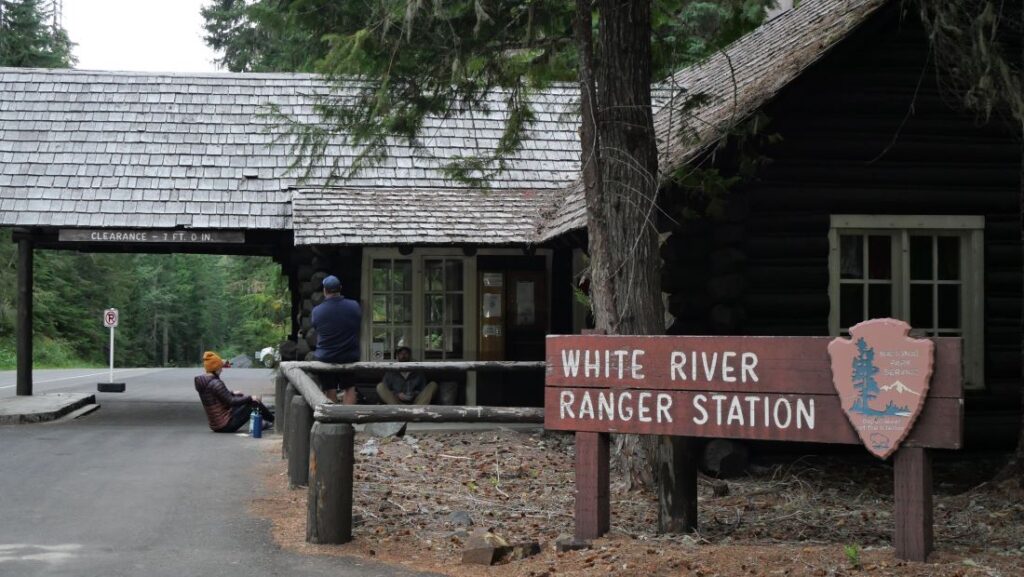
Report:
661,4,1022,446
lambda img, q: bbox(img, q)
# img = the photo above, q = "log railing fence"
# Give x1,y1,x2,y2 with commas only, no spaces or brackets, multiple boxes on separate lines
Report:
274,360,545,544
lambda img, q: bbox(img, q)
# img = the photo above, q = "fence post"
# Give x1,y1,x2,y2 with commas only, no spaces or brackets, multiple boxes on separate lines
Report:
287,395,314,488
894,447,933,561
282,383,296,459
307,422,355,544
273,371,287,437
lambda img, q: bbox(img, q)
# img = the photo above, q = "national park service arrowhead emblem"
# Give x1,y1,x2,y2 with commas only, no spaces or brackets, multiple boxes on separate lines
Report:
828,319,934,459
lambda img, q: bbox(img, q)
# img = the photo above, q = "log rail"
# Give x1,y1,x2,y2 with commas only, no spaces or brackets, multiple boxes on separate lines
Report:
276,360,545,545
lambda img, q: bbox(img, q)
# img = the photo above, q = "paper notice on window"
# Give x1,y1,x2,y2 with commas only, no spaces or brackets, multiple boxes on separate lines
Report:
483,273,504,287
516,281,535,325
483,293,502,319
371,342,384,361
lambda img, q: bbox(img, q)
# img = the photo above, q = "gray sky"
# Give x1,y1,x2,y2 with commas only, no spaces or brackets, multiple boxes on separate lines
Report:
63,0,219,73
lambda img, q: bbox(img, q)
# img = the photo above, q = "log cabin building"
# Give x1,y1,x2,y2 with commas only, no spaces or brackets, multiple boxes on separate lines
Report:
1,0,1020,445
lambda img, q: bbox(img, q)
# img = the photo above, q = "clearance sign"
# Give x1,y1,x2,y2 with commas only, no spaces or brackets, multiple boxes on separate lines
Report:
544,333,962,448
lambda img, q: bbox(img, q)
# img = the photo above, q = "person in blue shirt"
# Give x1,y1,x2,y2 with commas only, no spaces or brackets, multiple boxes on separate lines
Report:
311,275,361,403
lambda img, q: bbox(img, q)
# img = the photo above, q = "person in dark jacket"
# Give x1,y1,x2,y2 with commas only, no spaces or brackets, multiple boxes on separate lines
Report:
311,274,362,404
375,346,437,405
195,351,274,433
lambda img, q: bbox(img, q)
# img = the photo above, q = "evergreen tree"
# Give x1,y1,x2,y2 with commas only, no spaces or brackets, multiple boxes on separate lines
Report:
0,0,76,68
201,0,773,531
850,338,880,414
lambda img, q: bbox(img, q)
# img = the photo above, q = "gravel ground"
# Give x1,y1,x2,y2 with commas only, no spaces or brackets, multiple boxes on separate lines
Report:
251,430,1024,577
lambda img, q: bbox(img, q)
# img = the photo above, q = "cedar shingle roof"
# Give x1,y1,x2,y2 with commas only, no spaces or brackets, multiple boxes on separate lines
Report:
0,69,580,235
293,187,556,245
538,0,885,241
0,0,882,245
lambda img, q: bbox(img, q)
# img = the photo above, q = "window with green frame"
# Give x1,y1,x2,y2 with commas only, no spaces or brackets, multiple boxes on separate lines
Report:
829,215,984,389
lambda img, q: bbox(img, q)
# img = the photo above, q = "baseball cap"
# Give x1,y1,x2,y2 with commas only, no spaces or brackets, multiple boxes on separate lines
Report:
322,275,342,291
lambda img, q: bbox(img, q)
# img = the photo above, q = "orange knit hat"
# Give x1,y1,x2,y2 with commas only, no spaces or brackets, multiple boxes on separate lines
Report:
203,351,224,373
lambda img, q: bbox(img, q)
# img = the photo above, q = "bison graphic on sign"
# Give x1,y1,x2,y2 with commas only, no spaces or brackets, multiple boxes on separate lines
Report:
828,318,934,459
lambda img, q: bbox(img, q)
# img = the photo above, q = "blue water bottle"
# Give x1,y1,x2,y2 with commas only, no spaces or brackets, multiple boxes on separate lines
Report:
250,407,262,438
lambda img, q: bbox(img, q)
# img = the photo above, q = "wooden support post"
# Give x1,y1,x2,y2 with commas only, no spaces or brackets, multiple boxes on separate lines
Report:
894,447,933,562
287,395,313,488
307,422,355,544
273,372,287,437
281,383,296,459
657,436,698,533
574,431,609,540
16,238,33,396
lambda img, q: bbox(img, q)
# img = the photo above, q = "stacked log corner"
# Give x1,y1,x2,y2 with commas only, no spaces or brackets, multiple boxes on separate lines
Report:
279,247,339,363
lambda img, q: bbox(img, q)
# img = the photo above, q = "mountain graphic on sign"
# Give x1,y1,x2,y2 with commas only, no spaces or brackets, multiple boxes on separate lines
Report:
879,380,920,396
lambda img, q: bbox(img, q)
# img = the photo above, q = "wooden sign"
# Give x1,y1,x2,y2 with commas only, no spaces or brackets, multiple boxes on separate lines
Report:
58,229,245,244
546,331,963,562
828,319,934,459
544,335,961,450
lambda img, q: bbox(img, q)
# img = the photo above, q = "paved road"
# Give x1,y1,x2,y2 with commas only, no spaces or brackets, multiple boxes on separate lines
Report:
0,368,435,577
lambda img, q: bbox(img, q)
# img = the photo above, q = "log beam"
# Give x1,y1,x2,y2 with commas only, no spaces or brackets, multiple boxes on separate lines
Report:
315,404,544,424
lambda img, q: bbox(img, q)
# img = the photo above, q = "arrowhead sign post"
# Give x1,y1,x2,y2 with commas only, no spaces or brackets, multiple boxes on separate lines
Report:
99,308,125,393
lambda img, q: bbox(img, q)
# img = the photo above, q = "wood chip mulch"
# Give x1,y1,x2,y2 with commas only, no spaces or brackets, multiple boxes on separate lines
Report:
251,429,1024,577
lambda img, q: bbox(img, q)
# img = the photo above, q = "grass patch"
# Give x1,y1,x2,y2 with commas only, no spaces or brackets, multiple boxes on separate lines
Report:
0,337,104,370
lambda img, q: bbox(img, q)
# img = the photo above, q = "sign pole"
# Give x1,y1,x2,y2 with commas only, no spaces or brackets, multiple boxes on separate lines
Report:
99,308,125,393
109,324,115,384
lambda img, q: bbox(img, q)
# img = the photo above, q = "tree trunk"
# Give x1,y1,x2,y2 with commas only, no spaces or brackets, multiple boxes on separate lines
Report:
997,4,1024,485
577,0,689,530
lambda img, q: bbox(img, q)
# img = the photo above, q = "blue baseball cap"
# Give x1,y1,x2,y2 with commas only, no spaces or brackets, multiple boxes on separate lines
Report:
322,275,342,291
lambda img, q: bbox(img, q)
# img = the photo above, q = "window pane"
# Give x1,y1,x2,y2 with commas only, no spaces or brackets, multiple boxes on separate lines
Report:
372,261,390,291
448,328,464,358
394,294,412,323
393,260,413,291
937,285,961,329
372,328,388,357
445,260,463,291
910,284,933,328
868,235,891,279
840,235,863,279
446,294,464,324
425,260,443,292
393,327,411,353
868,284,892,318
910,236,932,280
372,294,388,323
839,284,864,329
424,327,444,354
426,294,444,323
937,237,960,280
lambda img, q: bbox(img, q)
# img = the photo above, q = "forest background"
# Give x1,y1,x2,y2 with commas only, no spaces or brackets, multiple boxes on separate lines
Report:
0,0,291,369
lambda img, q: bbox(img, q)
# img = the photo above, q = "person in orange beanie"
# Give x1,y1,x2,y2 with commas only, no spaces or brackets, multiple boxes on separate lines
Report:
194,351,274,433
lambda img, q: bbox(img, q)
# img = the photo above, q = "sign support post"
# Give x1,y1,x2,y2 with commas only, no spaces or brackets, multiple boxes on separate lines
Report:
108,321,115,384
99,308,125,393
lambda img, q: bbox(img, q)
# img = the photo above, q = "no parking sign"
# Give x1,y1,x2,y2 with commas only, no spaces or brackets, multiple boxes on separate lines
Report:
99,308,125,392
